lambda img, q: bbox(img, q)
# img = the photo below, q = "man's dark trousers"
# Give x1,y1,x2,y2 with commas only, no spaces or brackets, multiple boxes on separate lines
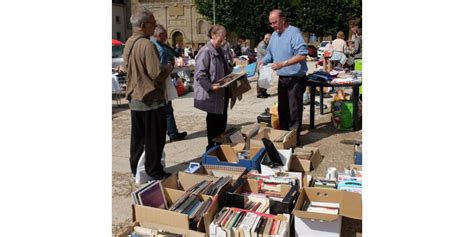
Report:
129,106,167,178
278,76,306,144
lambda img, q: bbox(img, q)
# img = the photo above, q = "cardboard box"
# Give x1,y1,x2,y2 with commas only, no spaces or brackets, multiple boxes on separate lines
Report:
225,178,299,215
117,221,205,237
292,187,362,237
202,144,266,172
132,187,221,236
290,147,323,173
250,127,297,149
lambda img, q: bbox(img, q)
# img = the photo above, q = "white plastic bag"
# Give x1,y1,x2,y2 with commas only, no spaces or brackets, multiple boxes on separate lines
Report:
135,150,166,184
258,64,273,89
165,76,178,102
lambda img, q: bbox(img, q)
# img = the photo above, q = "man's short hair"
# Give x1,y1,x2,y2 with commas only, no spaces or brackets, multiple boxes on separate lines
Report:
270,9,287,23
154,24,166,36
208,24,226,39
130,6,153,28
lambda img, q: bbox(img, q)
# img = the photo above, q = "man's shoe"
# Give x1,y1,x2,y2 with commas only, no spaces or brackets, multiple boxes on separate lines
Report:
262,92,271,97
170,132,187,142
257,94,269,98
149,172,171,182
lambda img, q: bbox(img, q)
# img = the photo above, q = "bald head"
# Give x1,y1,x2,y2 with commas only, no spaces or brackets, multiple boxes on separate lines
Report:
269,9,288,33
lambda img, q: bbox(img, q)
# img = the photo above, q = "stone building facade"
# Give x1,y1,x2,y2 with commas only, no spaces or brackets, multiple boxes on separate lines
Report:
131,0,212,49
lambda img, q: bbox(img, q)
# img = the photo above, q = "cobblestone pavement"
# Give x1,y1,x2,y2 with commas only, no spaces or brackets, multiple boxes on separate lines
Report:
112,79,362,236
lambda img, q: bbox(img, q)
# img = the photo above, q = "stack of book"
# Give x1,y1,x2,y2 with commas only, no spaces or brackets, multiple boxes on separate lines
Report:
168,192,216,230
185,176,232,196
131,180,167,209
246,172,298,197
209,207,288,237
243,193,269,213
302,200,340,215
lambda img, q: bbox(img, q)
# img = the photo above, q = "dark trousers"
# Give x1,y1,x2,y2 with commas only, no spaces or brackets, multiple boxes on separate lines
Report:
256,83,267,95
206,98,229,151
129,106,167,178
165,101,179,139
278,76,306,144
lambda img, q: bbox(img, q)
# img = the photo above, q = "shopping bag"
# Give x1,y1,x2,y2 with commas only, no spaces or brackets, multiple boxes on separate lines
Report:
331,100,353,130
258,64,273,89
135,150,166,184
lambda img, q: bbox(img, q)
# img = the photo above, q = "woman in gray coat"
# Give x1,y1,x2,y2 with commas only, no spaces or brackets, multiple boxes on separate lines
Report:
193,25,233,151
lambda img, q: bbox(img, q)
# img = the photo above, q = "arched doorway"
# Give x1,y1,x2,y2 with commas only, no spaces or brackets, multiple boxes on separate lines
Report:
172,31,183,49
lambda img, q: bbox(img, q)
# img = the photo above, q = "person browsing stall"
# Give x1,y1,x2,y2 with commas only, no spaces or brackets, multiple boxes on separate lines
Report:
260,9,308,146
193,25,233,151
122,6,173,181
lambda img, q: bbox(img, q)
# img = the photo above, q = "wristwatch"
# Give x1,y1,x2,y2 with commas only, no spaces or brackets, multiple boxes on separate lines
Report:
284,60,288,66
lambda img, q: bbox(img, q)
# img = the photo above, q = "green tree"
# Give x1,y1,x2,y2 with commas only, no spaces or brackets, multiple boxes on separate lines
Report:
194,0,361,42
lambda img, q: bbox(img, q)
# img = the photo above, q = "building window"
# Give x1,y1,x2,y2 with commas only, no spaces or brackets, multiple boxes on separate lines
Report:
116,32,121,41
197,20,206,35
115,16,121,24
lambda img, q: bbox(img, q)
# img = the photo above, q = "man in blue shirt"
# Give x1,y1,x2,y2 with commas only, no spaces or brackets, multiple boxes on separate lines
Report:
151,24,187,142
260,9,308,146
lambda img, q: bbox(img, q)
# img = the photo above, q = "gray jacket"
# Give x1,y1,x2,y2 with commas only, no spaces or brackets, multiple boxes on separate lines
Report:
256,40,268,63
352,35,362,59
193,41,233,114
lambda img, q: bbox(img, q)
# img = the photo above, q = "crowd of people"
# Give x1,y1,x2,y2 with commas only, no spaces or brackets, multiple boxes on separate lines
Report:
121,6,362,181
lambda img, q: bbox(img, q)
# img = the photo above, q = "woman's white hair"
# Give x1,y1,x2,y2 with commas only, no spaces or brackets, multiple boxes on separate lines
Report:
130,6,153,28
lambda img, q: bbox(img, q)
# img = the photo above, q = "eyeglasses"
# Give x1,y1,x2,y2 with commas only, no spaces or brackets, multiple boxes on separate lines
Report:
144,21,157,27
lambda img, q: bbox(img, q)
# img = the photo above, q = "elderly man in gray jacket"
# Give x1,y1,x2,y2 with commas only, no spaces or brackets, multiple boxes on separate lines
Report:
193,25,233,151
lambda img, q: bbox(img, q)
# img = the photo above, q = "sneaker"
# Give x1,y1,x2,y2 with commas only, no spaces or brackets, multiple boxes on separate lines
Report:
170,132,187,142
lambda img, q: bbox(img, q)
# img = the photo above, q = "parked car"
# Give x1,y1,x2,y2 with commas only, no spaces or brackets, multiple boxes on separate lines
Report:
316,41,331,59
112,45,124,69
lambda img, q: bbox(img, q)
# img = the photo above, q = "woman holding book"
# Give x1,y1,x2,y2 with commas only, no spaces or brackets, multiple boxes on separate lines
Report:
193,24,233,151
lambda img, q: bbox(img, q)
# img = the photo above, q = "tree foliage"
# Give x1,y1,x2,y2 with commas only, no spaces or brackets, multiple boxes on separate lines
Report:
194,0,361,41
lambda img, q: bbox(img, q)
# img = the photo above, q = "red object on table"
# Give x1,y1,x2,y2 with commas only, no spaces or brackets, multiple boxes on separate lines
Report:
112,39,124,46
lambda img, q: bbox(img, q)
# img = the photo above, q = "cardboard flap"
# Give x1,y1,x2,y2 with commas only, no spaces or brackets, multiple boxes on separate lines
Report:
178,171,219,191
293,209,340,221
161,172,180,190
310,148,323,170
132,204,189,229
218,145,238,163
340,191,362,220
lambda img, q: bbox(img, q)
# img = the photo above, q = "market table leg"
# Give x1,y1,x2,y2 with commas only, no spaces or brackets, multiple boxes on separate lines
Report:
320,85,324,115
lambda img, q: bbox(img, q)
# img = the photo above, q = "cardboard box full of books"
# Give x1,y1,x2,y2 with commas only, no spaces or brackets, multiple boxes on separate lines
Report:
133,187,220,236
292,187,362,237
202,145,266,172
250,127,297,149
225,177,299,215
